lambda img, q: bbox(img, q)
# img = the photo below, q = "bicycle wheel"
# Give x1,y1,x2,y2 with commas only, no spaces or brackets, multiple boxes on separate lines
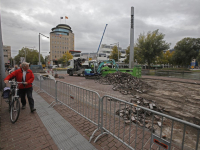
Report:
10,98,20,123
8,96,12,111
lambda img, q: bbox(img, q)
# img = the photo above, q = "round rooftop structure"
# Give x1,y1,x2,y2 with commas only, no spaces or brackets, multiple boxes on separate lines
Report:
51,24,73,35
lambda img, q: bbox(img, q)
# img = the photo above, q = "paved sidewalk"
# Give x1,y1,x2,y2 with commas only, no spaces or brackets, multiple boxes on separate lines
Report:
33,91,96,150
0,91,58,150
0,90,96,150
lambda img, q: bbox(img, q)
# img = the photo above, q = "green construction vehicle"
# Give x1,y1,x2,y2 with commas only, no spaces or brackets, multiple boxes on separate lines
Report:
84,59,118,78
101,65,141,78
84,59,141,78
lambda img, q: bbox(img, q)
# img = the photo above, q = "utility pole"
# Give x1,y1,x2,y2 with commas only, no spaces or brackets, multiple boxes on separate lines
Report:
39,33,49,65
118,42,119,62
129,7,134,68
0,16,5,90
39,34,40,65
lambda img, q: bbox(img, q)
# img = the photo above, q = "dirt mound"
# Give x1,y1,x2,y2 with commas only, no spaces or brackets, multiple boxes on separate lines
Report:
96,72,152,94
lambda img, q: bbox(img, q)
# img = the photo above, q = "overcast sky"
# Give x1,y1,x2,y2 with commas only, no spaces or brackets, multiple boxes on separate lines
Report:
1,0,200,57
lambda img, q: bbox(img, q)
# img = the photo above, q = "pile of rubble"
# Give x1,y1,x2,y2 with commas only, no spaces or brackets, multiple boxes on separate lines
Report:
114,95,166,132
97,72,152,94
98,72,167,132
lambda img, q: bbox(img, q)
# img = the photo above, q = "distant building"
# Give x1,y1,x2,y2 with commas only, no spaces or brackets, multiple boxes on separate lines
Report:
50,24,74,65
69,50,81,55
99,44,125,62
163,48,175,53
119,49,126,63
3,45,11,67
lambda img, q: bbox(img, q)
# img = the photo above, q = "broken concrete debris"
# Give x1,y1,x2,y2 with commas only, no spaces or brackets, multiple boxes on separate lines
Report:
97,72,167,132
96,72,151,94
115,95,165,132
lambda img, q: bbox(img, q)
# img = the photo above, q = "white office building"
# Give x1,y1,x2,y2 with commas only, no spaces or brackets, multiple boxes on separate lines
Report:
98,44,126,62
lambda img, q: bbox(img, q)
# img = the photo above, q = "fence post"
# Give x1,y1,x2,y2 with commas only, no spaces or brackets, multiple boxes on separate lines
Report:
55,81,58,103
39,75,41,91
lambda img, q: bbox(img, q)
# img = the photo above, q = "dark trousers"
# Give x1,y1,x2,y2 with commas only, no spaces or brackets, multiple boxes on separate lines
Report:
19,87,34,109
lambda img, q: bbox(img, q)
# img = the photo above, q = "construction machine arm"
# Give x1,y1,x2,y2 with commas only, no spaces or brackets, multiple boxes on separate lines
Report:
96,59,118,74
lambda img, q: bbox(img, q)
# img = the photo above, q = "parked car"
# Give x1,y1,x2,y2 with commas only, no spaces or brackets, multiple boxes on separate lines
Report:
30,65,45,73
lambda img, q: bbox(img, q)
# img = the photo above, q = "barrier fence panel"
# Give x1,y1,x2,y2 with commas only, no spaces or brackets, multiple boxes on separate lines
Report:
56,81,101,140
95,95,200,150
33,73,41,88
40,76,56,98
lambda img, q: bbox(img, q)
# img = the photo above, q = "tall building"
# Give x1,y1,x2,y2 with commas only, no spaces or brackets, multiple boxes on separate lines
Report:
50,24,74,65
3,45,11,67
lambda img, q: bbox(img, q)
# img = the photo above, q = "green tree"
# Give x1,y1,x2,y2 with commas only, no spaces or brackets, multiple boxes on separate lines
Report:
58,50,73,66
9,57,14,67
109,45,121,61
124,45,143,64
14,47,45,65
134,29,170,67
32,56,38,65
172,38,200,67
196,52,200,64
58,57,64,65
124,46,130,64
156,51,175,65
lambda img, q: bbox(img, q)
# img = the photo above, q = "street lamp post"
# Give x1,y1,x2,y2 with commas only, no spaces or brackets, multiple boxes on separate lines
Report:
117,42,119,63
39,33,49,65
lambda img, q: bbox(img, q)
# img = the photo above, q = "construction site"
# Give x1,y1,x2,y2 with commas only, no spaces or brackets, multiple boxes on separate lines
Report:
43,66,200,150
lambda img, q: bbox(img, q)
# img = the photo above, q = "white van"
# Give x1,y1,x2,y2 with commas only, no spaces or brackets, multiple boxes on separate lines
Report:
52,65,58,68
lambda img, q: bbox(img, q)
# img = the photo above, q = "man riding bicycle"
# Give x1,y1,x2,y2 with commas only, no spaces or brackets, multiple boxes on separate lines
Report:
4,62,36,113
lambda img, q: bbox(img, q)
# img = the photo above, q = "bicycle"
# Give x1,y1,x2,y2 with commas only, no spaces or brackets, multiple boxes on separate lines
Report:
7,81,24,123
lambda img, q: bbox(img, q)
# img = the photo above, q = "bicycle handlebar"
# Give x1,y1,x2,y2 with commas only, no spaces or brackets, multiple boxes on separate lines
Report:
9,81,25,84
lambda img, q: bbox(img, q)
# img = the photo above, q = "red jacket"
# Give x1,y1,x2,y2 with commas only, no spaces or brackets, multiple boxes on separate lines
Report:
4,68,34,89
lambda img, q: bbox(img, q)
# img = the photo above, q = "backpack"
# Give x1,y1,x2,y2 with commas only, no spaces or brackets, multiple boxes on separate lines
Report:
2,87,11,99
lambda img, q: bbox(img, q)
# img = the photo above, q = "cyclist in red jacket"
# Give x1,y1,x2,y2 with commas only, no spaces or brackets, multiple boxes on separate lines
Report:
4,62,36,112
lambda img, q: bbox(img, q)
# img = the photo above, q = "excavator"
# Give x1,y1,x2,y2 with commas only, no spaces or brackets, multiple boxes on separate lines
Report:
84,59,118,79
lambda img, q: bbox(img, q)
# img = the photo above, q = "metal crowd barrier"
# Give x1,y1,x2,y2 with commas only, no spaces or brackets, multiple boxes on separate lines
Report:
40,76,56,98
33,73,41,88
34,77,200,149
94,95,200,150
55,81,101,142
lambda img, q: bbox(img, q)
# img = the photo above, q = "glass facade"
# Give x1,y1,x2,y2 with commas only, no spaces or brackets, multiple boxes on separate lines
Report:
53,28,69,33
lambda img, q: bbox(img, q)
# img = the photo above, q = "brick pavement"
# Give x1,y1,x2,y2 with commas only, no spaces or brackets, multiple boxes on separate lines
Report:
35,74,200,150
1,74,197,150
33,86,129,150
0,88,97,150
0,91,58,150
33,85,185,150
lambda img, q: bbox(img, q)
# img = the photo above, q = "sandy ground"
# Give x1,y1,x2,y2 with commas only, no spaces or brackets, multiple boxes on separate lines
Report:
55,74,200,125
52,74,200,149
